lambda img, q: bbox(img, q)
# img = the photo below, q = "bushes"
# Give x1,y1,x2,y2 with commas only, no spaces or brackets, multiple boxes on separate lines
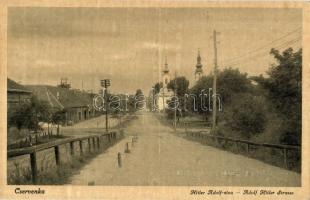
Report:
9,96,52,131
253,48,302,145
218,93,268,139
189,48,302,146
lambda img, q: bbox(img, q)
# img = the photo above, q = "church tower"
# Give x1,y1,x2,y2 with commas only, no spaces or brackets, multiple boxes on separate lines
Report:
156,57,173,111
195,49,203,81
163,57,170,88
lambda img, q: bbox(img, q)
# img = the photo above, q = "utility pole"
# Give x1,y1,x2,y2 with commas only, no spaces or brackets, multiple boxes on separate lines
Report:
212,30,218,135
162,85,165,112
101,79,110,133
174,71,177,131
104,88,108,133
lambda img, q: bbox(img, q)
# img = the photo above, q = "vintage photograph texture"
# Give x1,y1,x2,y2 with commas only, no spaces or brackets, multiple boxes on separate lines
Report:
6,7,302,187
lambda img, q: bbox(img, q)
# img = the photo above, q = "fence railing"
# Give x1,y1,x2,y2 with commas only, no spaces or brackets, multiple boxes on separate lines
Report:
183,121,212,128
185,131,301,171
8,127,60,149
8,131,120,184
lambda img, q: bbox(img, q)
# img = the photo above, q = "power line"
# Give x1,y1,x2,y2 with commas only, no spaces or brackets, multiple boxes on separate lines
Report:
220,27,302,65
222,35,302,66
222,36,301,67
226,38,301,68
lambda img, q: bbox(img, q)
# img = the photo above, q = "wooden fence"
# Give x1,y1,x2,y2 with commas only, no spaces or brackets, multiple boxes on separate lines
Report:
183,121,211,129
8,127,59,149
8,131,120,184
185,131,301,171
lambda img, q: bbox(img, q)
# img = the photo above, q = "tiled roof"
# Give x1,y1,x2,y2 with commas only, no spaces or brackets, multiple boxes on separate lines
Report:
7,78,32,93
27,85,94,109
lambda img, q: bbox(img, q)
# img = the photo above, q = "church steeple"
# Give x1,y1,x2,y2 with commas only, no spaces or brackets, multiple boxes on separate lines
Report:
195,48,203,81
162,56,170,87
197,48,202,66
163,56,169,74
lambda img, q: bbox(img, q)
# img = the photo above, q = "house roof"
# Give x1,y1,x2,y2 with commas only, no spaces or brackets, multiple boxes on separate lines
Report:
27,85,94,109
7,78,32,93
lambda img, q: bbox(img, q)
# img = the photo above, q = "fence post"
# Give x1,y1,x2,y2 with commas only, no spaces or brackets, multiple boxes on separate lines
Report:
245,143,249,154
125,142,130,153
283,148,288,169
70,141,74,156
235,141,239,152
54,146,60,166
92,137,96,151
28,135,32,143
88,138,91,152
30,152,38,184
118,152,122,167
185,123,188,133
108,134,111,143
79,140,83,156
57,124,60,136
97,137,100,149
132,137,135,147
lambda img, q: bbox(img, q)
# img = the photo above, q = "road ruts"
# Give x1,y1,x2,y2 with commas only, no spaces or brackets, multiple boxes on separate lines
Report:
69,111,300,186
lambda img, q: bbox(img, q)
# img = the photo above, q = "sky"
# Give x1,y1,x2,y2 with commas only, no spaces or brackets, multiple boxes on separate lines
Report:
7,7,302,94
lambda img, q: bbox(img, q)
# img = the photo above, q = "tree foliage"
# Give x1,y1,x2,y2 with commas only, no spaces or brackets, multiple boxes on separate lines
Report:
9,96,53,131
153,82,163,94
188,48,302,144
167,76,189,97
219,94,268,139
133,89,145,111
254,48,302,144
189,68,253,115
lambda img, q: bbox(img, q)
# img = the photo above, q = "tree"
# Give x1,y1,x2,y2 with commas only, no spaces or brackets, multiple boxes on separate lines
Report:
254,48,302,145
134,89,145,111
189,68,253,116
9,96,53,131
219,93,268,139
217,68,253,104
167,76,189,117
167,76,189,97
51,110,66,135
154,82,163,94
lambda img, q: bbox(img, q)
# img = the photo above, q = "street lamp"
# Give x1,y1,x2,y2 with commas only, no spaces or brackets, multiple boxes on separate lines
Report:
101,79,111,133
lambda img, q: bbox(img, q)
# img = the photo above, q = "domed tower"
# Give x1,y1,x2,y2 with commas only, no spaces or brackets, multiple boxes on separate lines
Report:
195,49,204,81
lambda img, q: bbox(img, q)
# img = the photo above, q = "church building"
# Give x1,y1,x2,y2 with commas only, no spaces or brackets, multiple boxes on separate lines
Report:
195,49,204,81
157,58,173,111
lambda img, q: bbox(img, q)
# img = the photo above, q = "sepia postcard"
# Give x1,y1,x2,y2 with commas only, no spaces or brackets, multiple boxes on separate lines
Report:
0,1,309,200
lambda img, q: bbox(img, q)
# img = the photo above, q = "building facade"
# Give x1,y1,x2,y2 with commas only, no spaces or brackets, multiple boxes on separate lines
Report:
28,84,99,125
7,79,32,123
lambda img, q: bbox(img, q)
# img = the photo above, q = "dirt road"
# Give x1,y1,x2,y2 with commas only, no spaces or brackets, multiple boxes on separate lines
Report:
69,112,300,186
61,115,123,137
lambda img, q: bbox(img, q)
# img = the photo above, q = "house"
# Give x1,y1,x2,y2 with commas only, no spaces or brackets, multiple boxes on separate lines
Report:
7,78,32,120
27,85,100,125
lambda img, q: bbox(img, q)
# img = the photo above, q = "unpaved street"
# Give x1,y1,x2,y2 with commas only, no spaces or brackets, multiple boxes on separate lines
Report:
60,115,123,137
69,112,300,186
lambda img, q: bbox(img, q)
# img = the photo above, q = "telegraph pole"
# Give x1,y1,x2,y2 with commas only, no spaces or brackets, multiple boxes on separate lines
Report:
174,71,177,131
105,88,108,133
212,30,218,134
101,79,110,133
